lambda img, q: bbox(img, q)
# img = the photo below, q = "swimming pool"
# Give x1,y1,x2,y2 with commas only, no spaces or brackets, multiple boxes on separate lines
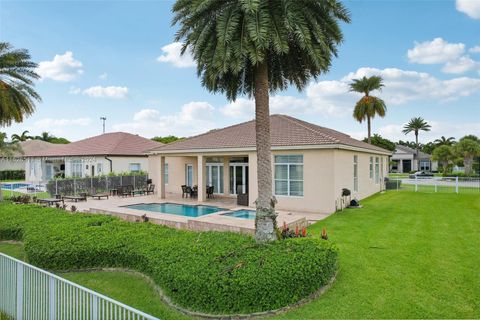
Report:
1,183,31,190
222,210,256,220
123,203,228,217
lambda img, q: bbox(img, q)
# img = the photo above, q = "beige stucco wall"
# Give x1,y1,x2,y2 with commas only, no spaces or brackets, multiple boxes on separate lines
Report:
0,158,25,171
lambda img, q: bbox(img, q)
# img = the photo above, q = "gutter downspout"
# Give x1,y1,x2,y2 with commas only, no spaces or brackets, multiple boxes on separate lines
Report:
105,156,113,173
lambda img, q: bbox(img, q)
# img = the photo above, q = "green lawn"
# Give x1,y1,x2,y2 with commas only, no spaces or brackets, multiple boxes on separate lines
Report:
1,191,479,319
1,190,50,199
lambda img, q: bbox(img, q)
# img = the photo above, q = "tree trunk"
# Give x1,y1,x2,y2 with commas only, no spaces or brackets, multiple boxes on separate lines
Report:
253,61,277,243
367,116,371,144
464,156,473,175
415,132,419,171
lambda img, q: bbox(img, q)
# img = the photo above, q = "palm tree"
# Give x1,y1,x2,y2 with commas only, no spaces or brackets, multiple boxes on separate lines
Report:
35,131,54,142
0,42,41,126
455,137,480,174
0,132,22,201
350,76,387,144
172,0,350,242
402,117,431,170
434,136,455,147
11,130,32,142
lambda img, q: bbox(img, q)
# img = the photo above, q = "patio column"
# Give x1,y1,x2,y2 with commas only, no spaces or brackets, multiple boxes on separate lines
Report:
223,156,230,195
399,159,403,173
197,155,206,202
159,156,166,199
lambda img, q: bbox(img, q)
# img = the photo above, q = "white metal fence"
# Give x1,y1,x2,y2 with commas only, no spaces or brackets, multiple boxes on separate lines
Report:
386,176,480,193
0,253,159,320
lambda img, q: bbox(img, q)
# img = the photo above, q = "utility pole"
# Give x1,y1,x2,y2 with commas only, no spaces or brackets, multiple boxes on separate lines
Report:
100,117,107,134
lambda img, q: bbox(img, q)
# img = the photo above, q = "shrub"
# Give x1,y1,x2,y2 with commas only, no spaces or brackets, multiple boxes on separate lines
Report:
0,170,25,181
0,203,338,315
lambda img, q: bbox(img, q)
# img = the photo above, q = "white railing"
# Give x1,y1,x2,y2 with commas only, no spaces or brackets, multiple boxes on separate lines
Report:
0,253,159,320
386,175,480,193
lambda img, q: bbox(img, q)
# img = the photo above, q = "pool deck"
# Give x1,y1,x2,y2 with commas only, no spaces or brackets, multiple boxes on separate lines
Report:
69,193,330,235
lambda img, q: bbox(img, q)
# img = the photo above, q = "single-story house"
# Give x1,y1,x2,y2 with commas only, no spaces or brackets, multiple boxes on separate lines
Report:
390,144,438,173
25,132,163,182
0,140,54,171
147,115,391,214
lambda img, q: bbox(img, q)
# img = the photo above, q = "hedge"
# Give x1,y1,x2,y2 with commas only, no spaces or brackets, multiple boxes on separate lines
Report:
0,170,25,181
0,203,338,315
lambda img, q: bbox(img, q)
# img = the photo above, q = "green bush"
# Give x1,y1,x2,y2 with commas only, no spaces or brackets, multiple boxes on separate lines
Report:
0,203,337,314
0,170,25,181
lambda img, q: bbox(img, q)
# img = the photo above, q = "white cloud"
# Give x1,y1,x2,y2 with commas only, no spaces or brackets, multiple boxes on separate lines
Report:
68,86,81,94
99,73,108,80
36,51,83,82
407,38,465,64
456,0,480,19
470,46,480,53
113,102,215,137
441,56,480,74
82,86,129,99
156,42,195,68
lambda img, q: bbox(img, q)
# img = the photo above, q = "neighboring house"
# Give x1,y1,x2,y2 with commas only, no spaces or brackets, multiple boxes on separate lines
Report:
147,115,392,214
25,132,163,182
390,144,438,173
0,140,54,171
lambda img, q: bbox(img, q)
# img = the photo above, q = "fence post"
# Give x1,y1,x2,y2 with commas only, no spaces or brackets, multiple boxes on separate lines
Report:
55,179,58,195
133,175,136,189
456,176,459,194
91,177,93,193
415,176,418,192
49,277,56,320
74,178,76,196
92,295,99,320
16,263,23,320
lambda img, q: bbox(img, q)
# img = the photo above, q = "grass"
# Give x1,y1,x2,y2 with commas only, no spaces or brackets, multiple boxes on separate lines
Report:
1,192,479,319
1,190,50,199
0,242,26,261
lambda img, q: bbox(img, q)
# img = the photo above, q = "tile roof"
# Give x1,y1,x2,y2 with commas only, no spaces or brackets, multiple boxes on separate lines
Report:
149,114,391,154
394,144,431,159
26,132,163,157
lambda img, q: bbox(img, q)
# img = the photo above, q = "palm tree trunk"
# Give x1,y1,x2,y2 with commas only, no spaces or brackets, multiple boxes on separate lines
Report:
415,132,419,171
253,61,277,243
367,116,371,144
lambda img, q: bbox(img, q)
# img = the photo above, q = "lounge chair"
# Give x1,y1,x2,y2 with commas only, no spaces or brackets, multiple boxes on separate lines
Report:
91,192,109,200
119,185,134,197
63,192,87,202
144,184,155,195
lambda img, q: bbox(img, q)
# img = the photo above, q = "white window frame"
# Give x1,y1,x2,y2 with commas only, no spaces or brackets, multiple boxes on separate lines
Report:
353,155,358,192
375,157,380,184
185,164,193,187
207,163,224,194
164,163,169,185
129,163,141,172
97,163,103,175
369,156,374,179
71,159,83,178
274,155,304,197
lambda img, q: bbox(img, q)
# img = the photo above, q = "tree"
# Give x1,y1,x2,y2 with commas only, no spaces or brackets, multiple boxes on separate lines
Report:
152,135,184,144
0,42,41,126
421,141,436,155
11,130,32,142
0,132,22,200
434,136,455,147
362,134,395,151
455,138,480,174
350,76,387,144
402,117,431,170
432,145,454,173
172,0,350,242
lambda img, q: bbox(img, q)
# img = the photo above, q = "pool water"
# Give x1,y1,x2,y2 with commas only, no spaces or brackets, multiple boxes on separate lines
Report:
1,183,31,190
222,210,256,220
123,203,228,217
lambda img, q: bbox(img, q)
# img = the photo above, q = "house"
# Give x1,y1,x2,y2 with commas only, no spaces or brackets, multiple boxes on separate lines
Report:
390,144,438,173
0,140,54,171
147,115,392,214
24,132,163,182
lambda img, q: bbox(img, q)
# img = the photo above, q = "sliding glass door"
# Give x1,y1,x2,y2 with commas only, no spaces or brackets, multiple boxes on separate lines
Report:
229,163,248,195
206,163,224,194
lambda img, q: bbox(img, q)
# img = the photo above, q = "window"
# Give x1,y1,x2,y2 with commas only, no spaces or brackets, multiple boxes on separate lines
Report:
375,157,380,184
164,163,169,184
129,163,141,172
97,163,103,175
369,157,374,179
420,160,430,171
185,164,193,187
207,163,224,194
71,159,82,178
353,155,358,192
381,157,384,179
274,155,303,196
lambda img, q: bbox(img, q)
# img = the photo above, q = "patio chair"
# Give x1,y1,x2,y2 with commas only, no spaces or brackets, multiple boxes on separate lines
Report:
206,186,215,199
144,184,155,195
236,185,249,206
191,185,198,198
181,185,189,198
120,185,134,197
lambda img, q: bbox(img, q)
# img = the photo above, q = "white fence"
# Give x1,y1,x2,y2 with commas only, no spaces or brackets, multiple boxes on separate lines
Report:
0,253,159,320
386,176,480,193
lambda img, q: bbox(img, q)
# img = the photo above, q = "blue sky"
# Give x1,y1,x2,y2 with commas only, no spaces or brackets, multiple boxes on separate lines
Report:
1,0,479,143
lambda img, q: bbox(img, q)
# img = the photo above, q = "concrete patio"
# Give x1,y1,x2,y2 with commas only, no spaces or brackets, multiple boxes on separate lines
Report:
68,192,331,235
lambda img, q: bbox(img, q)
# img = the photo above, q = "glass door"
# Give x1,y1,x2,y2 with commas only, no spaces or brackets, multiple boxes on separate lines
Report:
206,163,224,194
229,163,248,195
186,164,193,187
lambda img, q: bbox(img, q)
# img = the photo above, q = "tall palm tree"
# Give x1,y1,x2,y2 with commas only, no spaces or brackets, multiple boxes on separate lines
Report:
402,117,431,170
434,136,455,147
350,76,387,144
35,131,54,142
456,137,480,174
0,132,22,201
172,0,350,242
0,42,41,126
11,130,32,142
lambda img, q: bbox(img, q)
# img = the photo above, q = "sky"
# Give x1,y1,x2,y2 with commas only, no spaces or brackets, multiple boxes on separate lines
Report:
1,0,479,144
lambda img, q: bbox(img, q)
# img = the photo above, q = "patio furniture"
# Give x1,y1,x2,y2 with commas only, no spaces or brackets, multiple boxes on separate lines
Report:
119,185,134,197
63,193,87,202
181,185,189,198
236,186,249,206
190,185,198,198
38,198,64,207
91,192,109,200
109,188,118,196
144,184,155,195
206,186,215,199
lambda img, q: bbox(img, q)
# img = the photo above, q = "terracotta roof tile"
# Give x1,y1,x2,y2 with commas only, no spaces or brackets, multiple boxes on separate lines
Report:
26,132,163,157
149,114,390,154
